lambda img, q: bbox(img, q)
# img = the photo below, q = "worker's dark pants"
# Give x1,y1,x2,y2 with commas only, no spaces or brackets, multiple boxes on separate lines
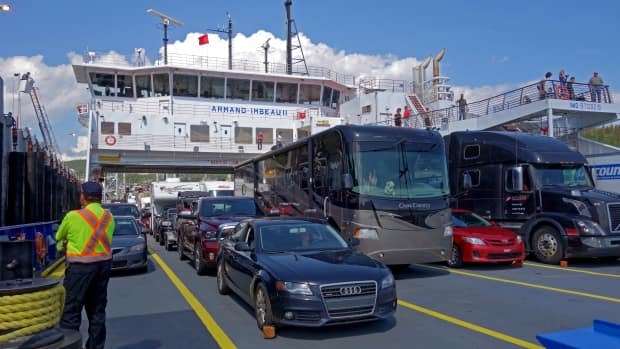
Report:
60,260,112,349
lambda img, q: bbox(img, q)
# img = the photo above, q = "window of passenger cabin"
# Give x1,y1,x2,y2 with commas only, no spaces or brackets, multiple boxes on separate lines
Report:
118,122,131,136
116,75,134,98
299,84,321,105
276,82,298,104
330,89,340,109
173,74,198,97
235,127,252,144
153,73,170,96
89,72,115,97
362,105,372,114
463,169,481,188
190,125,210,142
256,128,273,144
297,127,310,139
136,75,152,97
251,80,275,102
100,122,114,135
276,128,293,144
226,78,250,101
322,86,333,107
200,76,225,98
463,144,480,160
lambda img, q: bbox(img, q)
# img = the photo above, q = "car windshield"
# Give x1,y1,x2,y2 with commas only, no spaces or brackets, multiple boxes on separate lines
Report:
200,200,258,217
532,164,593,188
452,211,491,227
114,218,140,236
260,223,349,252
104,205,140,219
351,140,449,198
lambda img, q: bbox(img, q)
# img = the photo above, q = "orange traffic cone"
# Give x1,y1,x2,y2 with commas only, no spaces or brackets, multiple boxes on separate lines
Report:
560,260,569,268
263,325,276,339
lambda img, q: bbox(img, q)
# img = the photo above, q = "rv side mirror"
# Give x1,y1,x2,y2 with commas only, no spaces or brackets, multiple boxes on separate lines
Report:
511,166,524,192
462,173,473,190
342,173,354,189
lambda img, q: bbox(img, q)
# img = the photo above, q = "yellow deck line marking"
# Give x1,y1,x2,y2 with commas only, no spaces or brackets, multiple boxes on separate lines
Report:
418,264,620,304
398,300,543,349
523,261,620,278
150,250,237,349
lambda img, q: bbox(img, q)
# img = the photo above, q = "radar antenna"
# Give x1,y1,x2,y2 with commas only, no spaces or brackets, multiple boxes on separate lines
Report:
147,8,184,65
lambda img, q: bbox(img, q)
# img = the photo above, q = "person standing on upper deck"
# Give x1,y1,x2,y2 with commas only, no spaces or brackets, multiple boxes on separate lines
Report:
457,94,468,120
393,108,402,127
589,72,604,103
403,106,412,127
256,131,264,150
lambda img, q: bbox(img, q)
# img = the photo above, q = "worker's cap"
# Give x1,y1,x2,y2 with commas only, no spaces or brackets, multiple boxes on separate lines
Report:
81,181,102,195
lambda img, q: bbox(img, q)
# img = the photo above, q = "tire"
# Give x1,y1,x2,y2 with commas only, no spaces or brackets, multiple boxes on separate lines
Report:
164,234,171,251
447,244,463,268
254,283,274,329
159,232,165,246
389,264,410,273
178,238,187,260
194,244,208,275
532,226,564,264
154,230,159,242
217,261,230,295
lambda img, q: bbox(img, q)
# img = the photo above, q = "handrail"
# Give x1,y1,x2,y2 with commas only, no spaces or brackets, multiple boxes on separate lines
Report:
371,80,614,128
80,50,356,87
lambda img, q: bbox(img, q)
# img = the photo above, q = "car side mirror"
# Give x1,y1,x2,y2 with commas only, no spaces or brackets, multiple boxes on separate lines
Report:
234,242,252,252
510,166,524,192
462,173,472,190
342,173,354,189
348,237,361,247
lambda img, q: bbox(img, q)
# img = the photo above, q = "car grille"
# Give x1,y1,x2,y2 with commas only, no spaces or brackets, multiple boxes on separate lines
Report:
294,310,321,322
608,203,620,233
320,281,377,319
488,252,522,260
484,238,516,246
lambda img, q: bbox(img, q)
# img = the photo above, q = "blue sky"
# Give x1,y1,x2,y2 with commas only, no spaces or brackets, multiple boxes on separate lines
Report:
1,0,618,158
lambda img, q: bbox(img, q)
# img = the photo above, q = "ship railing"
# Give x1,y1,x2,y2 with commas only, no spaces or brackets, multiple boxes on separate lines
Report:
367,80,613,128
96,133,265,153
79,51,356,86
359,78,413,93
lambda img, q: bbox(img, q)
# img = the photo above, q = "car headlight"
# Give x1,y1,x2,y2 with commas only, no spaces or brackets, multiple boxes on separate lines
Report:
443,226,453,237
381,273,395,289
575,220,605,236
354,228,379,240
275,281,313,295
516,235,523,243
463,237,485,245
129,243,146,252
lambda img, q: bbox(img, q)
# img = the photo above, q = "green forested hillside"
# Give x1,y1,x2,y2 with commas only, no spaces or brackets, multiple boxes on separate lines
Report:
582,125,620,148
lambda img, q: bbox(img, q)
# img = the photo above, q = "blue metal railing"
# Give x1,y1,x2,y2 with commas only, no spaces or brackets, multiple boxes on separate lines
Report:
0,221,60,272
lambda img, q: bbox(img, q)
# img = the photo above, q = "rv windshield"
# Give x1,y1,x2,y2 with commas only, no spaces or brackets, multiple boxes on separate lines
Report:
352,141,449,198
532,164,593,188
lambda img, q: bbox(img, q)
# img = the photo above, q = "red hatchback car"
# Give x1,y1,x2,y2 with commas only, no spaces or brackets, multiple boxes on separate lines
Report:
449,209,525,267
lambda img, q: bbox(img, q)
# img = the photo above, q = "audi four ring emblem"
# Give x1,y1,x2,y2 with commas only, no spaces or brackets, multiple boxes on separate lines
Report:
339,286,362,296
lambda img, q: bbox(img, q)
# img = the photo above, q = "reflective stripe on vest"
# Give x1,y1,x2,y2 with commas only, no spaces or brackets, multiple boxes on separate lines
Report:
66,209,112,263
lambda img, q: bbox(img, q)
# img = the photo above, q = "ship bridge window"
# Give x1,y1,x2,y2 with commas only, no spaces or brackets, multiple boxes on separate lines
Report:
118,122,131,136
299,84,321,105
173,74,198,97
89,72,115,97
226,78,250,101
331,89,340,109
235,127,252,144
100,121,114,135
251,80,275,102
136,75,152,98
276,82,298,104
322,86,333,107
200,76,225,98
190,125,210,142
153,73,170,97
116,75,134,98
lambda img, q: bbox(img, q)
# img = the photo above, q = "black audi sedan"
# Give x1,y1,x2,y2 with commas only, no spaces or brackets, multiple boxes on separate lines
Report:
216,218,397,329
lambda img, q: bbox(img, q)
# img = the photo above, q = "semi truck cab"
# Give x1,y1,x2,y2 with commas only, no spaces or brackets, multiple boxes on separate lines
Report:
446,131,620,264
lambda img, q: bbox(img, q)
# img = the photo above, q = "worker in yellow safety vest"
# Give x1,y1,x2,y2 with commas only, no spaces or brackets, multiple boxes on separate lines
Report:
55,181,115,349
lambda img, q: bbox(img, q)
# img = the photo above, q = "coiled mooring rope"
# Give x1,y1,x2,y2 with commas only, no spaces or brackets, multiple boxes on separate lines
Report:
0,283,65,343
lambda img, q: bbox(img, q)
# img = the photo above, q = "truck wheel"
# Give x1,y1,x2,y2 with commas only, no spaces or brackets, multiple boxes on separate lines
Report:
254,283,274,330
194,244,208,275
178,238,187,260
159,232,165,246
533,227,564,264
164,235,171,251
447,245,463,268
217,261,230,295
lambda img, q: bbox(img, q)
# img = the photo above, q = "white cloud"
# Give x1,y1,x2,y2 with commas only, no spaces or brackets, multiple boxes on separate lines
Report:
71,135,88,153
491,56,510,64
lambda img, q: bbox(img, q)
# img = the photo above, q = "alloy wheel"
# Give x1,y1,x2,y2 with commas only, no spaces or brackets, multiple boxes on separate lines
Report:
537,233,558,258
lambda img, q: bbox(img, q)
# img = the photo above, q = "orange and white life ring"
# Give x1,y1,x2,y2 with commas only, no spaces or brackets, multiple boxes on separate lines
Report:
104,135,116,146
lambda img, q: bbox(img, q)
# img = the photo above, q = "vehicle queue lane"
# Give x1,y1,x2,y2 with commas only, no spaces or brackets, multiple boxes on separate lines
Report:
396,264,620,346
148,240,531,349
75,257,221,349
